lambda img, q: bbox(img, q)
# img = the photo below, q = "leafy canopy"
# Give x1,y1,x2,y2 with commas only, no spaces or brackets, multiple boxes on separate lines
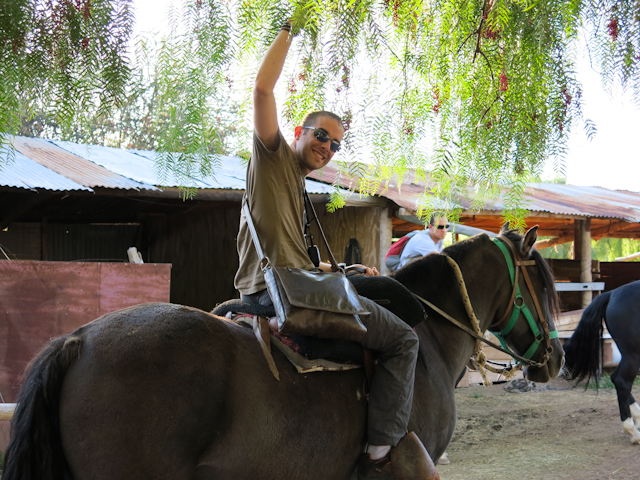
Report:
1,0,133,154
2,0,638,223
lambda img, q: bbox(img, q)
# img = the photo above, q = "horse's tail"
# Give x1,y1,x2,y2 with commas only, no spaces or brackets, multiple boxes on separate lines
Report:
563,291,611,387
3,333,83,480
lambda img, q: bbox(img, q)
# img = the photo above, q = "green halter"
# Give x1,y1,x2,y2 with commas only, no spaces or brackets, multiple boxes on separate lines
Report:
491,237,558,363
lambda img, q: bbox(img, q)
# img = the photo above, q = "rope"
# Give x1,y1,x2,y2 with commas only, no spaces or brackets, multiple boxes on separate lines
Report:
444,256,524,385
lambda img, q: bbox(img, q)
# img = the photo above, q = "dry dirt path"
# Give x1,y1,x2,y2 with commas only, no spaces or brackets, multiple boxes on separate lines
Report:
436,378,640,480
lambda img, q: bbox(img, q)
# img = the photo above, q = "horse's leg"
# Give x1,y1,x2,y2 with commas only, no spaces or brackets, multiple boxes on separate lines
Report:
611,359,640,444
630,396,640,429
616,366,640,428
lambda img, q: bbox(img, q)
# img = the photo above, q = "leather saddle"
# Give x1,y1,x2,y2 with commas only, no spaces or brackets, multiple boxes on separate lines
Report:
212,275,426,364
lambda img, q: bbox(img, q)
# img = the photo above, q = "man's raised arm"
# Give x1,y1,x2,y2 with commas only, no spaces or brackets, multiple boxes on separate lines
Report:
253,24,295,150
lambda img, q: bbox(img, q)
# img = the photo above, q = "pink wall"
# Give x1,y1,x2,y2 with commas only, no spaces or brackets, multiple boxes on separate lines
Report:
0,261,171,452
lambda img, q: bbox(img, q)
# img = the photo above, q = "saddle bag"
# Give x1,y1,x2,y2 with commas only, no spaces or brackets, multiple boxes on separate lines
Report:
243,197,369,342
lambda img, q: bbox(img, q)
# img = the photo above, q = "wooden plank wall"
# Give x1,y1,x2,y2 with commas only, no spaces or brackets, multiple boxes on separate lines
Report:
312,205,384,270
546,259,640,311
599,262,640,290
147,203,386,311
147,204,241,312
0,205,387,312
0,222,41,260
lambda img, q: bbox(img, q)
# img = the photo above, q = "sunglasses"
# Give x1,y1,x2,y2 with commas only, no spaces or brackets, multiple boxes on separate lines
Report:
432,224,450,230
302,127,341,153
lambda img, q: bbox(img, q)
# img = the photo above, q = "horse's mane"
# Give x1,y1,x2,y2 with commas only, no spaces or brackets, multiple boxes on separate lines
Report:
389,245,453,284
392,230,560,322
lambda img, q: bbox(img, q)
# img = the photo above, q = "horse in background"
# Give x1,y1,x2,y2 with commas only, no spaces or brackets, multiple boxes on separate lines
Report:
563,280,640,444
3,227,564,480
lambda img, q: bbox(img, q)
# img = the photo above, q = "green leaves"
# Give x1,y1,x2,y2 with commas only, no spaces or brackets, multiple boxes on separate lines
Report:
3,0,638,223
0,0,134,131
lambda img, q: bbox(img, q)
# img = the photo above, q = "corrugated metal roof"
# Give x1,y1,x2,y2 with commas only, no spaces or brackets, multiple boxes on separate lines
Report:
523,183,640,222
11,137,159,191
0,149,91,191
7,136,637,223
308,164,640,223
50,141,214,189
0,136,336,195
127,149,246,189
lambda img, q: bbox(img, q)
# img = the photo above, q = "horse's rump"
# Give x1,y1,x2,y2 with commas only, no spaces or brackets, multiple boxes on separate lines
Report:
7,303,367,480
3,333,82,480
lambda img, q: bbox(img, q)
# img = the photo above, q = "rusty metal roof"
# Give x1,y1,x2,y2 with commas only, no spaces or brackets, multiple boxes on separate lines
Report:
0,149,91,191
4,136,639,226
308,164,640,224
11,137,158,191
522,183,640,222
0,136,336,195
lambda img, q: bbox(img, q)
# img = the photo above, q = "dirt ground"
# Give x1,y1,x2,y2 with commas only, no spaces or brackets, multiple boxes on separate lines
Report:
436,377,640,480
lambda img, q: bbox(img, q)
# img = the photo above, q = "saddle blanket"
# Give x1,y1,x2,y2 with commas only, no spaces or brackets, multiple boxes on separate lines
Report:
230,313,362,374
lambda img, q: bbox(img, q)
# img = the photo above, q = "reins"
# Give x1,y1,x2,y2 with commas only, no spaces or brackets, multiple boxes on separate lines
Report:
411,234,557,385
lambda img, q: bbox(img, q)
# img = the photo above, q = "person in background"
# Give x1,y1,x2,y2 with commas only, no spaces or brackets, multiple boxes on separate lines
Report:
398,214,448,268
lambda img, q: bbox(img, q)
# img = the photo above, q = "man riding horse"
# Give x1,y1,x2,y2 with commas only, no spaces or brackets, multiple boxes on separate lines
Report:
234,19,429,480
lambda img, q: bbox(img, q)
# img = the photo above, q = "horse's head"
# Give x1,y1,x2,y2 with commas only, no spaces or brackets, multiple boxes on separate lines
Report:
488,224,565,382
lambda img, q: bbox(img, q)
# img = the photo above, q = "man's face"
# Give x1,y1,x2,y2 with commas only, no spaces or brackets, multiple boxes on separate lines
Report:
428,217,448,241
293,116,344,175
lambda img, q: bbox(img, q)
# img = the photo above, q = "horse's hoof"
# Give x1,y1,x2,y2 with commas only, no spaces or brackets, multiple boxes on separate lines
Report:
438,452,450,465
622,418,640,444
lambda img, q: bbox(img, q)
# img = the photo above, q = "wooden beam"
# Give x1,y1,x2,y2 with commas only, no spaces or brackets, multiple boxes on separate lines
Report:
535,234,574,249
380,208,393,274
536,220,640,249
591,220,637,240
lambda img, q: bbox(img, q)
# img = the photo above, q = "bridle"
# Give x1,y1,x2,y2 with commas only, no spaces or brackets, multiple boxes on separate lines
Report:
411,234,558,377
489,236,558,368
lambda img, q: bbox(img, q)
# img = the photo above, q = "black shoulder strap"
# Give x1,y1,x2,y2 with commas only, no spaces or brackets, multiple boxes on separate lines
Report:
303,189,342,273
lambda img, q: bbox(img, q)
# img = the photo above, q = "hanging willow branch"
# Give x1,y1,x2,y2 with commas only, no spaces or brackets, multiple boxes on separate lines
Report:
2,0,638,219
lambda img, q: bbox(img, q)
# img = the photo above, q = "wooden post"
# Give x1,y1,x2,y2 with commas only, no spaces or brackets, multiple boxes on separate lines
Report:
574,219,592,308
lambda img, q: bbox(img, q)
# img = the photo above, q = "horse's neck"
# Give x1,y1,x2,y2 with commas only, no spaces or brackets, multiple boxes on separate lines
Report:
411,247,511,378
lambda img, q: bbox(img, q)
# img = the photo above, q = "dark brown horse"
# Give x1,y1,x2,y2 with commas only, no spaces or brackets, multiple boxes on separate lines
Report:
3,227,564,480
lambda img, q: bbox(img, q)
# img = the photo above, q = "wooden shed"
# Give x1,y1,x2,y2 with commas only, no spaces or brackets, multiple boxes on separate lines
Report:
0,136,392,312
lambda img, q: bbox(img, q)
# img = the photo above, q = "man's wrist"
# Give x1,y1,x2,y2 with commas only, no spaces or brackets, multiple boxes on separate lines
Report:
281,19,302,37
281,22,292,33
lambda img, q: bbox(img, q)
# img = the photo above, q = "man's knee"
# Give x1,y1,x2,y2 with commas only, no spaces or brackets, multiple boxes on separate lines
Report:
402,327,419,357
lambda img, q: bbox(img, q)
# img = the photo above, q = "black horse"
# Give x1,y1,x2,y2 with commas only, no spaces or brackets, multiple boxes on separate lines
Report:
563,280,640,444
3,227,564,480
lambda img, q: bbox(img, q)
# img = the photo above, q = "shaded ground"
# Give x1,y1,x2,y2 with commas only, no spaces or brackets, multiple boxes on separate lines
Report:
436,377,640,480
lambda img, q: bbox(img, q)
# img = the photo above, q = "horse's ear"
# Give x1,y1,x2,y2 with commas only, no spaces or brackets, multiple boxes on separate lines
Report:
500,222,511,234
522,226,539,256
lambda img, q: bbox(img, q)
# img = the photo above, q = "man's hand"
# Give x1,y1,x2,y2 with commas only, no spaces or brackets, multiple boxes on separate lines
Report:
346,264,379,276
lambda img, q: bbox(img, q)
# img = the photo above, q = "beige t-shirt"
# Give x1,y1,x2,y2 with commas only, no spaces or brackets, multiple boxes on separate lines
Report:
234,131,315,294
